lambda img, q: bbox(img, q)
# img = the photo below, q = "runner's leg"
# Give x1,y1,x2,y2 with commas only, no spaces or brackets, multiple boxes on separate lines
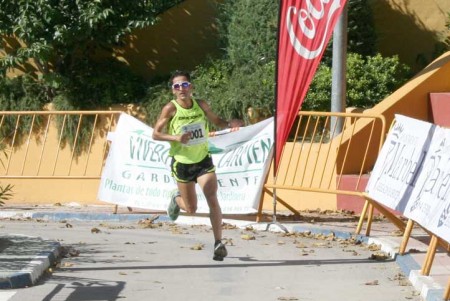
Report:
176,181,198,214
197,172,222,241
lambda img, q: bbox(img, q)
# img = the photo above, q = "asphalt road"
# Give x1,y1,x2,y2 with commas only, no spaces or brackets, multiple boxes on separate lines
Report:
0,218,422,301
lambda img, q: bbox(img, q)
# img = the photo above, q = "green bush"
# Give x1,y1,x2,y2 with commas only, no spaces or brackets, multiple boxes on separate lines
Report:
193,60,275,125
0,142,14,207
0,74,49,111
0,75,49,143
303,53,411,111
347,54,410,108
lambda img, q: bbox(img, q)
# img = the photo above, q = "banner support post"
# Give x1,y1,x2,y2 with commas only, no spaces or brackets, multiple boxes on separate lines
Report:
264,177,289,232
260,0,288,233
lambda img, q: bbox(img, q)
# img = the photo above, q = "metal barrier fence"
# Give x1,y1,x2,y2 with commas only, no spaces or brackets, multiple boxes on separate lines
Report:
262,111,386,215
0,111,122,179
0,110,386,207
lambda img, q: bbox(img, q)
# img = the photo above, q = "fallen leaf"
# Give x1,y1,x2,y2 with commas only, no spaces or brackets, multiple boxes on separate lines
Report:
367,243,381,251
190,243,204,250
364,280,379,286
138,215,160,228
408,248,421,253
241,234,256,240
60,246,80,257
222,223,237,230
223,238,234,246
295,243,307,249
311,242,331,248
369,252,389,261
390,273,405,281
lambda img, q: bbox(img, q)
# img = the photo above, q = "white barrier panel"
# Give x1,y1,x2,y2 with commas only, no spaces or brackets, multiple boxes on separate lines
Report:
366,114,434,212
405,126,450,243
97,113,274,214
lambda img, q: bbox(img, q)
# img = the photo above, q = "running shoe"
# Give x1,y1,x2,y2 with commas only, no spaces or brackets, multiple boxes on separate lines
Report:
213,241,228,261
167,190,180,221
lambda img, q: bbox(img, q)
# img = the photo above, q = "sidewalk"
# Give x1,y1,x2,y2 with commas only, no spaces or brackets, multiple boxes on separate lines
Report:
0,203,448,301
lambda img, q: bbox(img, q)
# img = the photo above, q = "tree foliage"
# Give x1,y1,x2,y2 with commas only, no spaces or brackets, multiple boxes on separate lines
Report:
0,0,182,151
180,0,410,125
0,0,181,77
219,0,278,68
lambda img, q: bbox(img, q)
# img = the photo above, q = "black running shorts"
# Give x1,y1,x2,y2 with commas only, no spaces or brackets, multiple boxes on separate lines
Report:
170,154,216,183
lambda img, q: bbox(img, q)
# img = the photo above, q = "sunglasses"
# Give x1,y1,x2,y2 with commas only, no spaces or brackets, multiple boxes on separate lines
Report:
172,81,191,90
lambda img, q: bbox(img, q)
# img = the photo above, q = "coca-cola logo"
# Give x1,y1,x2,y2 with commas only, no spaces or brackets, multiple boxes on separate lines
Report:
286,0,342,59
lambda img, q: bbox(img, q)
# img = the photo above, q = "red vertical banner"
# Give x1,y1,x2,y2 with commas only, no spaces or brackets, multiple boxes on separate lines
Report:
275,0,347,173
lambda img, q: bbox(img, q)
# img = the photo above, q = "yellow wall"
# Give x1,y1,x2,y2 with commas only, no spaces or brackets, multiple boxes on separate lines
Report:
368,51,450,125
114,0,222,80
371,0,450,72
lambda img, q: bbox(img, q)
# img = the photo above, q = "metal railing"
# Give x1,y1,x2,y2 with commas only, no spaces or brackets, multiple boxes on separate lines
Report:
0,111,123,179
265,111,386,197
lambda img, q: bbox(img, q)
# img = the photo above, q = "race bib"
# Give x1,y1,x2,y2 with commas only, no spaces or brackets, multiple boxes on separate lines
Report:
182,122,207,146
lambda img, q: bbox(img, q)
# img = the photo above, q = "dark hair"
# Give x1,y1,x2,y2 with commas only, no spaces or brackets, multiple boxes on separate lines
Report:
169,70,191,85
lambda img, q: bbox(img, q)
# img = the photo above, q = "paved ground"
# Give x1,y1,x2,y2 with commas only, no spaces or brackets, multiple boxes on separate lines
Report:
0,204,448,301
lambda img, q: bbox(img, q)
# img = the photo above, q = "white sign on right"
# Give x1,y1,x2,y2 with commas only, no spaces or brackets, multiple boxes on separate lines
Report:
365,114,434,212
404,126,450,242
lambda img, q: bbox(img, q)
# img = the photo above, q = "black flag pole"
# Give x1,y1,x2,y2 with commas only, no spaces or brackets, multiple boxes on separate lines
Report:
263,0,288,233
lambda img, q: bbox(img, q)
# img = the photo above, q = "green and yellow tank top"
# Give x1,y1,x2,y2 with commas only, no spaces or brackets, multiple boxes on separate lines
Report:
168,99,209,163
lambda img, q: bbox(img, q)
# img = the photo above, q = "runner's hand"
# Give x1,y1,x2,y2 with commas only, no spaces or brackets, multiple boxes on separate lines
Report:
179,132,191,144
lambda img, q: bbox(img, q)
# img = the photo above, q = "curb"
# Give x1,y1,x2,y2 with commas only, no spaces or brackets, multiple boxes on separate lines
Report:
0,234,60,289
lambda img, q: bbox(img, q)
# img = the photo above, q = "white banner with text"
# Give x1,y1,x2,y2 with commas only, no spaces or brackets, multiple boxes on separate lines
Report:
97,113,274,214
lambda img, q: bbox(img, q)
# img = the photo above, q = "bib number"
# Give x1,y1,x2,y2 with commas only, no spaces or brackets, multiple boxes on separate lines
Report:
182,123,206,146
